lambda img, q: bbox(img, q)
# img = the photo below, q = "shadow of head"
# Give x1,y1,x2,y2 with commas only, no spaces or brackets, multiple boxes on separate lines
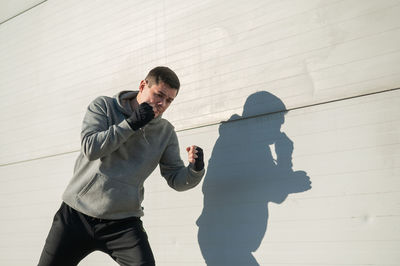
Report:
240,91,286,144
242,91,286,117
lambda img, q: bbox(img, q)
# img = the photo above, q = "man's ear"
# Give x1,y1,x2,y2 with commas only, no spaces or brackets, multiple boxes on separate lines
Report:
138,80,146,92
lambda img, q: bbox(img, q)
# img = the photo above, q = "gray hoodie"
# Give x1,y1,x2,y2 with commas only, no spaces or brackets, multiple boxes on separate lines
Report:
62,91,205,219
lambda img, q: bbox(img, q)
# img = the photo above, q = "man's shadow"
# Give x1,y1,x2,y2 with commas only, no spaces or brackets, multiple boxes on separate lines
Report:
196,91,312,266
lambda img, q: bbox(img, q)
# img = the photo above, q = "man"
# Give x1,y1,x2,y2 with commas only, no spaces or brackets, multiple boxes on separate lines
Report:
38,66,205,266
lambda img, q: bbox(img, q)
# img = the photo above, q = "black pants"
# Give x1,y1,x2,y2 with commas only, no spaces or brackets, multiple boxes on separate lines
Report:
38,202,155,266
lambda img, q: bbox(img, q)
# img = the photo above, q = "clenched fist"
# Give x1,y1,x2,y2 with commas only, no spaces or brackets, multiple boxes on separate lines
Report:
126,102,155,131
186,145,204,171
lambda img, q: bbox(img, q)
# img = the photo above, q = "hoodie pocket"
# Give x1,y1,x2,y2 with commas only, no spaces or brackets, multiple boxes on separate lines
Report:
78,174,98,198
77,173,141,216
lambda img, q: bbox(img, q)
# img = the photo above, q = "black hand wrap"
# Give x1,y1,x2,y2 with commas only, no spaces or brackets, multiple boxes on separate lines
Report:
126,102,155,131
194,147,204,171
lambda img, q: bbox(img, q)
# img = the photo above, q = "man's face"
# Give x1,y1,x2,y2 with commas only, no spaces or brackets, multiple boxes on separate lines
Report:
137,80,177,117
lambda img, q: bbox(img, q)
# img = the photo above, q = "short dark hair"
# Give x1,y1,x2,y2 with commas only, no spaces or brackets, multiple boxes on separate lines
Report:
145,66,180,92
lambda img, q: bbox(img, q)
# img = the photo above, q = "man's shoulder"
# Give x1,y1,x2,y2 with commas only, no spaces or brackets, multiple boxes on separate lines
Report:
91,95,114,105
87,95,116,111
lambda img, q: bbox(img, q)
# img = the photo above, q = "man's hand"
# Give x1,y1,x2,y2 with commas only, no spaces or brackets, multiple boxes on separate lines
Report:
126,102,155,130
186,145,204,171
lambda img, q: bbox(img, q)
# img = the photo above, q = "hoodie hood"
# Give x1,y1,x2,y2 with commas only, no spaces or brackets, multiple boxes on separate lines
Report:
115,90,138,116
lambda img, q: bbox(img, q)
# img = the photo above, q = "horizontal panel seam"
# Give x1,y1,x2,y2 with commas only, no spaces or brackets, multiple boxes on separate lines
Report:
0,0,47,25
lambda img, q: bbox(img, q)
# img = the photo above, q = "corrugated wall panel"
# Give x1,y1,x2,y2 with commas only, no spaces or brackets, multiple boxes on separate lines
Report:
1,0,400,165
0,0,399,265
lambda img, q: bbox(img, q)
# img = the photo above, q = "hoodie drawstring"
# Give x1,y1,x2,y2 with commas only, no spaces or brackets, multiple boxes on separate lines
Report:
140,128,149,144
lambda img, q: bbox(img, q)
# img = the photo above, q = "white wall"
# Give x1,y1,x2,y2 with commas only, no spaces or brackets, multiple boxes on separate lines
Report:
0,0,399,265
0,0,46,23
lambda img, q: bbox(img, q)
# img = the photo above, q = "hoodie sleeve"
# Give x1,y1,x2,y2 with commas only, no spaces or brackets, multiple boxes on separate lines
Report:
81,96,134,161
159,129,205,191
